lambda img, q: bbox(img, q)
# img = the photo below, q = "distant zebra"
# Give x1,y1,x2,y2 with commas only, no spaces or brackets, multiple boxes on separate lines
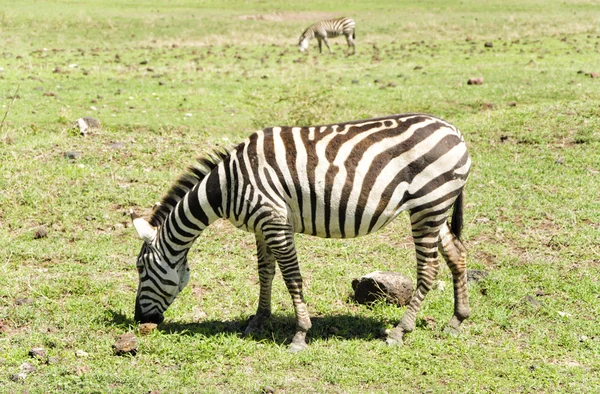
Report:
298,17,356,55
131,113,471,352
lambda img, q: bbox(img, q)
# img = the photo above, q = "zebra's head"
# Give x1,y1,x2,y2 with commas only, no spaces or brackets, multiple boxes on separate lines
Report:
131,211,191,325
298,31,310,52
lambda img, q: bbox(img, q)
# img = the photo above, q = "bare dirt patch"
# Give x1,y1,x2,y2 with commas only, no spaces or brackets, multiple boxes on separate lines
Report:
237,12,337,22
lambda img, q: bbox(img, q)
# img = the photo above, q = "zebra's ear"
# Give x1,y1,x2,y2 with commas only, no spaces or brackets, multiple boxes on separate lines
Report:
130,209,157,243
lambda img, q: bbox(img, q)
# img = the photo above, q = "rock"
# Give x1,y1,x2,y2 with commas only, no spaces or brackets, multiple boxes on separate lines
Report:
14,298,33,306
484,41,493,48
64,151,82,160
108,141,125,149
33,226,47,239
75,117,101,135
467,269,488,283
75,349,89,358
0,319,9,334
523,295,542,309
261,386,277,394
352,271,413,306
29,347,46,359
139,323,157,336
11,372,28,382
20,362,36,374
113,332,139,355
467,77,484,85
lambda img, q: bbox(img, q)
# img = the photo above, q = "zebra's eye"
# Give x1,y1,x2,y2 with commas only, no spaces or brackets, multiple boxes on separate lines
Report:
136,265,144,274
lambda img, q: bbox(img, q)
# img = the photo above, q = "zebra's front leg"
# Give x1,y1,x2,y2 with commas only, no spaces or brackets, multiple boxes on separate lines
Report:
387,227,441,345
439,222,470,335
264,225,311,353
323,37,333,54
244,235,276,337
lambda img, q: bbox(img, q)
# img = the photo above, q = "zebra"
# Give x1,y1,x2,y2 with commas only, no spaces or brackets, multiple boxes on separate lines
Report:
131,113,471,352
298,17,356,55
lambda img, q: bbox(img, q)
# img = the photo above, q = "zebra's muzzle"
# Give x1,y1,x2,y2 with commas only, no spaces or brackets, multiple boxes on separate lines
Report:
134,303,164,325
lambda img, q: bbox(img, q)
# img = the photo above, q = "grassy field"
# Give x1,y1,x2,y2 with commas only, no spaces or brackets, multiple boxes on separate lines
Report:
1,0,599,392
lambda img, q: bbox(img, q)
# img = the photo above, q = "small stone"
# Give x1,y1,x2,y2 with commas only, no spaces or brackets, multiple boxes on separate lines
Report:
75,116,101,135
467,77,484,85
14,298,33,305
33,226,47,239
328,326,340,335
467,270,488,283
558,311,572,318
261,386,277,394
108,141,125,149
64,151,81,160
29,347,46,359
352,271,413,306
484,41,493,48
75,349,89,358
113,332,139,355
523,295,542,309
579,335,588,342
11,372,28,382
46,356,60,365
20,362,36,374
139,323,157,336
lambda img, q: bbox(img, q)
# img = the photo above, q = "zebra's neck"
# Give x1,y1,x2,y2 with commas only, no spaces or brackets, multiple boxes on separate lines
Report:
156,170,224,259
303,28,316,40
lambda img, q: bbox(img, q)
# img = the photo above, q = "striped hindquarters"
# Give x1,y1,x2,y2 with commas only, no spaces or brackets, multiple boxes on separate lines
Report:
224,114,470,239
302,17,355,40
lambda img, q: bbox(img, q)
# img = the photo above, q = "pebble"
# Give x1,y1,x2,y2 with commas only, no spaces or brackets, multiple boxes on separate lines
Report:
20,362,36,374
29,347,47,359
33,226,48,239
467,77,484,85
64,151,82,160
113,332,139,355
139,323,157,336
11,372,28,382
75,349,89,358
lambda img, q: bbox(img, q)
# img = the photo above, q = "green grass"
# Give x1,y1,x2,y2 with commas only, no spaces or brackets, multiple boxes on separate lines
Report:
1,0,600,392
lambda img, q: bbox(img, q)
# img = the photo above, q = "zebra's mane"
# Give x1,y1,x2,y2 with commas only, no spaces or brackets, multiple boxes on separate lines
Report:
149,148,230,227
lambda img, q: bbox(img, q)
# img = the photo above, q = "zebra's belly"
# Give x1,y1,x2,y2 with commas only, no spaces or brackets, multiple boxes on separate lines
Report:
290,180,410,239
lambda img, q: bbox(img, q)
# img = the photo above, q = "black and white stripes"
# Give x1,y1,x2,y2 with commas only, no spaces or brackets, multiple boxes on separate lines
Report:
298,17,356,55
131,113,471,350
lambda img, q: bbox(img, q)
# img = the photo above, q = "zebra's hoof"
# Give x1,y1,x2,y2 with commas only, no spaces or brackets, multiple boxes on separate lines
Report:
443,325,461,337
385,336,403,346
385,327,405,346
288,341,308,353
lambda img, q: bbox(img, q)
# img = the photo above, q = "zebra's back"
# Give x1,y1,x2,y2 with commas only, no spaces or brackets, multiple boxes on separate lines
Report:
227,114,470,239
312,17,355,38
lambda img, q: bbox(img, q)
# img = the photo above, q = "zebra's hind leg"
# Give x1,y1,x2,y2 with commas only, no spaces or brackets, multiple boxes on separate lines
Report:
387,219,442,345
438,222,470,335
244,235,276,337
263,222,311,353
345,33,356,55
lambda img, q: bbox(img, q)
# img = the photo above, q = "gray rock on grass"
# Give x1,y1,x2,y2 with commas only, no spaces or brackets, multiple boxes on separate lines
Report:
74,116,101,135
352,271,413,306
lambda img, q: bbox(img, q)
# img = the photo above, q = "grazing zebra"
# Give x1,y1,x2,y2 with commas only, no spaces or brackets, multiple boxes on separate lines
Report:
131,113,471,352
298,17,356,55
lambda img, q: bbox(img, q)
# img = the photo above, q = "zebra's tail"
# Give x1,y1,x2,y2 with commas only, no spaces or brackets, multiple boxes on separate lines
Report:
450,190,464,240
353,28,356,40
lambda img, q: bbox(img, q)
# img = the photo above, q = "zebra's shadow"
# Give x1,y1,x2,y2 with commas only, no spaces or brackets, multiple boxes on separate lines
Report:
105,310,389,345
